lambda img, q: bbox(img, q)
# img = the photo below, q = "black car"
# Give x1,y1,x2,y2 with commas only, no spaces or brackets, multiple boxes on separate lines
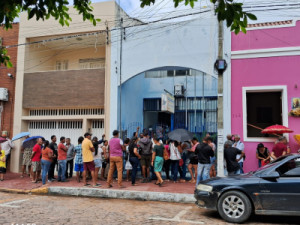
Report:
194,154,300,223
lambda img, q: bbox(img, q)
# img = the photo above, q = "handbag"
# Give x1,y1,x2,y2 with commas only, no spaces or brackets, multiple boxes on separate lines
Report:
163,148,169,160
179,159,184,167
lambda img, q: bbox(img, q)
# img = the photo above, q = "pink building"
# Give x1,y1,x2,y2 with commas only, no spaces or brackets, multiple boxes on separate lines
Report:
231,20,300,173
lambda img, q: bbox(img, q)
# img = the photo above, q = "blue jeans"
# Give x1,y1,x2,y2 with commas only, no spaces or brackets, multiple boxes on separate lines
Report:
41,159,51,185
129,157,140,184
196,163,211,185
239,162,244,174
171,160,179,181
58,160,67,181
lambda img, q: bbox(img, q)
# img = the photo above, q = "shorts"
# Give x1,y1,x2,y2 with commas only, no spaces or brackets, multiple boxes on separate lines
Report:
22,148,32,166
94,159,102,168
32,161,41,172
189,157,198,165
74,163,84,172
83,161,95,172
0,167,6,174
154,156,164,172
140,155,152,168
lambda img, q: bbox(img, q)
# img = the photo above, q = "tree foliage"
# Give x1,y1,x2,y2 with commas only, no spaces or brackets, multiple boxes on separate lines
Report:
0,0,100,67
140,0,257,34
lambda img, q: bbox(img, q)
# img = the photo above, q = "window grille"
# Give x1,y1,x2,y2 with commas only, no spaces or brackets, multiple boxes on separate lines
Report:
29,108,104,116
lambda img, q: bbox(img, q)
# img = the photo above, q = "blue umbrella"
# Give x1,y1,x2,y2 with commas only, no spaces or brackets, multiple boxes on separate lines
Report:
22,136,44,148
12,132,30,142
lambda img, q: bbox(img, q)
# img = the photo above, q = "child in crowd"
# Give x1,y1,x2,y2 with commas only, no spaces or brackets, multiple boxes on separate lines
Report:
0,149,6,181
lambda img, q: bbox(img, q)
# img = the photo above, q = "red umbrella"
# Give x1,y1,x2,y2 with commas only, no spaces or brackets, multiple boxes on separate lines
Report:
261,125,293,134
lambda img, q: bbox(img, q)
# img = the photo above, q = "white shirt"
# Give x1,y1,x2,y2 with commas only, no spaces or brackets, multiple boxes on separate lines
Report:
169,143,181,160
233,140,245,162
1,139,14,155
93,145,103,161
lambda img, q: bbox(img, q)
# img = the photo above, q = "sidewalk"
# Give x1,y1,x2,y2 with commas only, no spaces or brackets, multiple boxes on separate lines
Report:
0,172,196,203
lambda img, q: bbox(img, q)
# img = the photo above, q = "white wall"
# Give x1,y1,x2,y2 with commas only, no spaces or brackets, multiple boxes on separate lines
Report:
109,16,220,135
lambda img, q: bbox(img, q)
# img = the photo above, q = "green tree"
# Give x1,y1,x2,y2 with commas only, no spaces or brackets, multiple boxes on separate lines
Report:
0,0,100,68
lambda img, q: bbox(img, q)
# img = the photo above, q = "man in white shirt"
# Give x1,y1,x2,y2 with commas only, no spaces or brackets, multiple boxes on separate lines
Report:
0,133,14,170
233,135,245,174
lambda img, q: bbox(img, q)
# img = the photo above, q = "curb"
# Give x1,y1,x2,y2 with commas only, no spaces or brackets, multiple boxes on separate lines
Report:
0,186,195,204
48,187,195,203
0,187,48,195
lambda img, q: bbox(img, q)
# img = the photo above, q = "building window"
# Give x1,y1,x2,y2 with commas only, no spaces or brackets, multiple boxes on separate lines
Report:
243,86,288,142
56,60,68,71
79,58,105,69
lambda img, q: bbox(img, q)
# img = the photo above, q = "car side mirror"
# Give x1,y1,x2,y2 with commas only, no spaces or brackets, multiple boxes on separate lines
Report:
261,171,280,179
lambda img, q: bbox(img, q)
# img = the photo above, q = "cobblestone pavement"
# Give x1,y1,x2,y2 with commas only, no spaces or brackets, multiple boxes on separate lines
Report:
0,192,299,225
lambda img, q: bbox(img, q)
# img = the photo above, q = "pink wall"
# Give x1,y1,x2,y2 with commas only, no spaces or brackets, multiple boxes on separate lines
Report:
231,21,300,173
232,21,300,51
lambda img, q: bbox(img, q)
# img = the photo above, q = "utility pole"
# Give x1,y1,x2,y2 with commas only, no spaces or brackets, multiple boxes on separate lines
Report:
216,3,225,177
119,18,123,139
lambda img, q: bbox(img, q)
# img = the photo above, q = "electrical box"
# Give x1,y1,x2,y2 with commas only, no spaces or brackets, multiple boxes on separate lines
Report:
174,84,184,96
0,88,8,101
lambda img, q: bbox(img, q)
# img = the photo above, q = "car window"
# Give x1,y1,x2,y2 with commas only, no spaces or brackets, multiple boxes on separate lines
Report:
276,157,300,177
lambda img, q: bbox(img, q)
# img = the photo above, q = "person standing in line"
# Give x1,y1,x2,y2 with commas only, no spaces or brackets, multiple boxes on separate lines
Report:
169,141,182,183
31,138,43,183
65,138,75,179
21,135,32,178
207,137,217,178
128,137,141,186
151,136,164,186
74,136,84,183
0,149,6,181
100,140,109,180
163,140,171,181
48,135,58,181
187,137,199,183
41,141,54,185
82,133,99,187
138,131,153,183
107,130,126,188
224,142,245,175
233,135,245,174
0,132,14,171
92,137,103,182
195,137,214,186
179,141,191,183
57,137,68,182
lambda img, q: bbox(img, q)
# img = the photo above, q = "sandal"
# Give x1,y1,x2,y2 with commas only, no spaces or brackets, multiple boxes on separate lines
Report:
83,183,91,186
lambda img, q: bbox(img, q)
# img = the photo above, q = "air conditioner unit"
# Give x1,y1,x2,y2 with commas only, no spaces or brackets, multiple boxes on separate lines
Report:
0,88,8,101
174,84,184,96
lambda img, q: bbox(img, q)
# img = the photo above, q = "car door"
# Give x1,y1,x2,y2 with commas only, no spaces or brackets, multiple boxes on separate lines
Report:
258,157,300,212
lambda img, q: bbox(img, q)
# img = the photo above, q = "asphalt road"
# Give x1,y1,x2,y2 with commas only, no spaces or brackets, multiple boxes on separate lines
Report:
0,192,299,225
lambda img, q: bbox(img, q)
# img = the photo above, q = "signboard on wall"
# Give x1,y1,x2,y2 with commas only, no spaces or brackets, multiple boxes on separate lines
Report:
161,93,175,114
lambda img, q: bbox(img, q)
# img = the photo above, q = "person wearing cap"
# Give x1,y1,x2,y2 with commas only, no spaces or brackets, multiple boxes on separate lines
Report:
107,130,126,188
82,132,100,187
256,143,271,167
0,132,14,171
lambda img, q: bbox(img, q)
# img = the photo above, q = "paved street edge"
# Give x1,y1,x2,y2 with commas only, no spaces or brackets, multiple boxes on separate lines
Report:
0,186,195,203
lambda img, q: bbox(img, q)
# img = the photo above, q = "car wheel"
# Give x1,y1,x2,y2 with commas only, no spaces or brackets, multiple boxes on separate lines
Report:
217,191,252,223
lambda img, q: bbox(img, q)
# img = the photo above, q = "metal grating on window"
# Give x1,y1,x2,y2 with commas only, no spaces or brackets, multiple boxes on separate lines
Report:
92,120,104,129
29,108,104,116
29,121,57,129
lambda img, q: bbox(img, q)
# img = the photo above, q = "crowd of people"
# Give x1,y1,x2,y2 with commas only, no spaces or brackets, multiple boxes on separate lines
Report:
0,129,299,186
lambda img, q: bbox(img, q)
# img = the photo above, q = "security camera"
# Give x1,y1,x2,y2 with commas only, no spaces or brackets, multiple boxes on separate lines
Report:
7,73,13,78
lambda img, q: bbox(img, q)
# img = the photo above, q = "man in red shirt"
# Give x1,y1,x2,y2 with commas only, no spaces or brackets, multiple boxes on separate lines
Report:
271,136,287,160
57,136,68,182
31,138,43,183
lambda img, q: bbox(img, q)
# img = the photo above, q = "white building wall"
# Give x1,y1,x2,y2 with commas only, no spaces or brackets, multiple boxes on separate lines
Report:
109,16,224,136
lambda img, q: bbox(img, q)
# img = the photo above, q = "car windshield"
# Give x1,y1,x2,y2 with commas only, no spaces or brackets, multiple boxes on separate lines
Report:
254,155,289,174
